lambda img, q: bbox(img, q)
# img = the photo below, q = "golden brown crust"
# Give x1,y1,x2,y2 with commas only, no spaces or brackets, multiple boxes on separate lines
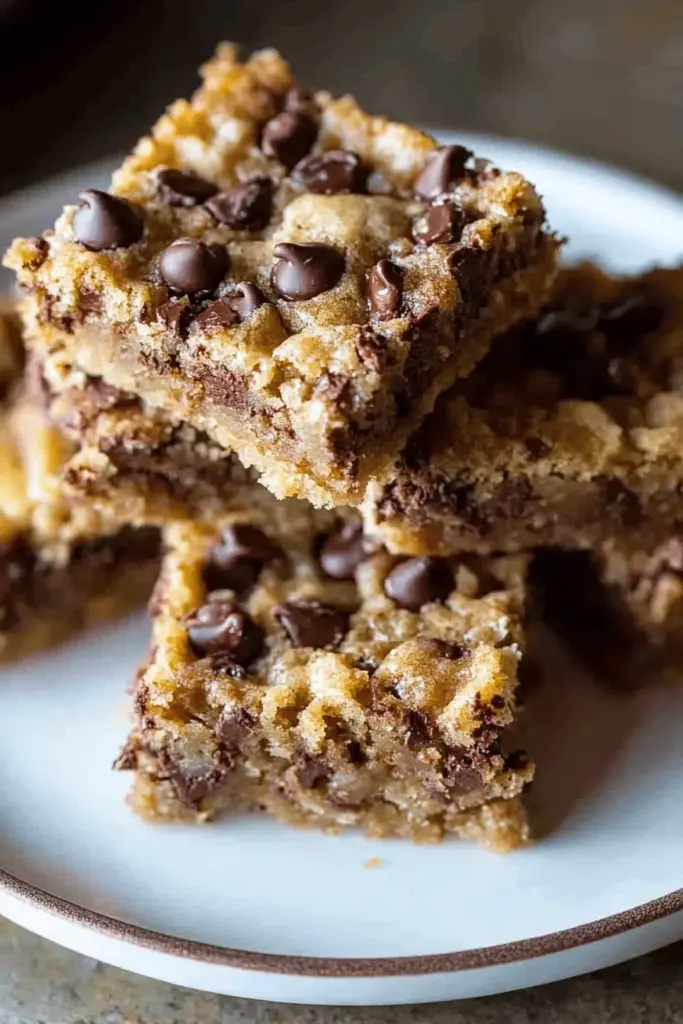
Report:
120,502,533,850
5,45,558,506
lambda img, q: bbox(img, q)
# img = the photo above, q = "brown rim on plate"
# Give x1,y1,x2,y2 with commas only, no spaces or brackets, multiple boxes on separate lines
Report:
1,868,681,977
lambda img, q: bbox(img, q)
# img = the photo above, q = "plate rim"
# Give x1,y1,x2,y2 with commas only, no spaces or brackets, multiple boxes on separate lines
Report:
2,870,682,977
3,135,683,983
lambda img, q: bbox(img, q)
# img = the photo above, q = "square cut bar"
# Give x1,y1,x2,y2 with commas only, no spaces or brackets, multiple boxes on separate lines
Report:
37,358,276,526
117,503,533,851
367,263,683,554
6,44,559,507
0,307,159,659
532,539,683,690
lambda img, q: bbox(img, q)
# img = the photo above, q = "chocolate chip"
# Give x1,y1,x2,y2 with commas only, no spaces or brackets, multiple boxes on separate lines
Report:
157,749,228,809
187,599,264,663
156,299,194,339
72,189,143,251
194,297,238,331
291,150,368,194
204,523,281,594
215,707,255,749
272,242,345,300
384,557,452,611
261,111,318,169
319,522,367,580
442,746,484,794
156,168,218,207
274,598,349,649
205,177,273,231
366,259,402,319
404,709,437,749
414,145,473,201
412,202,465,245
227,282,267,321
159,238,228,295
449,244,490,313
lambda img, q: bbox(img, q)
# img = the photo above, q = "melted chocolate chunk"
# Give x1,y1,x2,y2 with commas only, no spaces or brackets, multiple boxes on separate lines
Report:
215,707,255,749
441,746,485,794
404,708,437,749
187,598,264,663
291,150,368,194
319,522,367,580
449,245,490,314
203,523,281,594
194,298,238,331
272,242,345,300
414,145,472,200
384,557,452,611
156,168,218,207
156,749,228,809
261,111,318,169
72,190,143,251
366,259,402,319
205,177,273,231
227,282,267,321
274,598,349,649
159,238,228,295
412,202,465,245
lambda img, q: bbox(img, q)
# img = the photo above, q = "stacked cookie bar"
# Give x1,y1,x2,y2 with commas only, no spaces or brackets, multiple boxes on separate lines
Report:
10,42,677,852
0,305,159,660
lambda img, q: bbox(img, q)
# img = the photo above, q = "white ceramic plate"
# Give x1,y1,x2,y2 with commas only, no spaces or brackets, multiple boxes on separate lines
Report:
0,135,683,1006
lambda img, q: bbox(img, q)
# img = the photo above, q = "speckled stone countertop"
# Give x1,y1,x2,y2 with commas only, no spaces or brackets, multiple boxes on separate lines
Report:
2,0,683,1018
2,919,683,1022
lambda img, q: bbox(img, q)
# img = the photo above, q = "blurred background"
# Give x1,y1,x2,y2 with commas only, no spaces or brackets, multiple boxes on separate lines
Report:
0,0,682,196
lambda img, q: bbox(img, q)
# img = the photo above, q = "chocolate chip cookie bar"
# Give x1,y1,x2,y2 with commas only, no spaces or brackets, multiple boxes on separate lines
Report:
37,358,274,526
0,392,160,660
0,307,159,658
116,504,533,851
6,44,559,507
367,263,683,554
533,538,683,689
